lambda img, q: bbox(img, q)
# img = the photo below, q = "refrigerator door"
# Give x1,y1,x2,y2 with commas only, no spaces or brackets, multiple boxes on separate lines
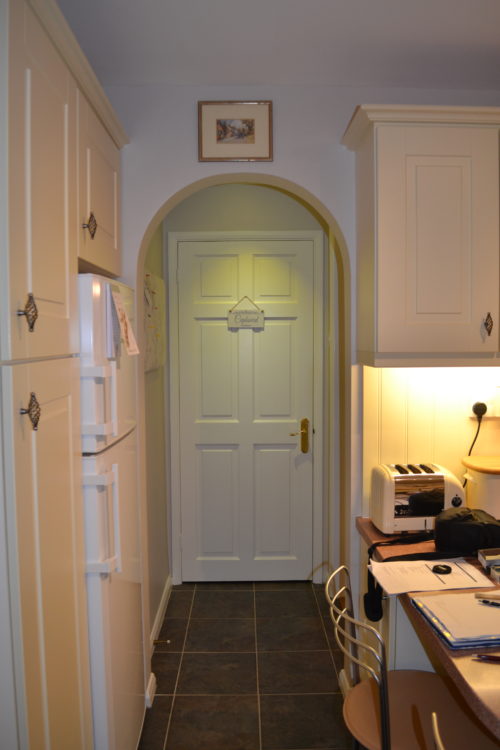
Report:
82,430,144,750
79,274,137,453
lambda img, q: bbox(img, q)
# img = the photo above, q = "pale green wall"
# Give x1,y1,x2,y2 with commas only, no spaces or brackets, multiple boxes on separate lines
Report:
164,183,326,232
144,222,169,626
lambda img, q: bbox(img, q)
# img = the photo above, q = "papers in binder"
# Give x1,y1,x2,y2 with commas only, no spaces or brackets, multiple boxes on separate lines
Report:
412,591,500,649
369,558,491,595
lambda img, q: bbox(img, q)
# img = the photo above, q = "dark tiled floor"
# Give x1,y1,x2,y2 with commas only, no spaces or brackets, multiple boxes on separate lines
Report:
138,581,354,750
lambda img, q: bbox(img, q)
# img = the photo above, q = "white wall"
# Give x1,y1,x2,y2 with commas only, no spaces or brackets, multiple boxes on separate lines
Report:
108,83,500,586
107,83,500,352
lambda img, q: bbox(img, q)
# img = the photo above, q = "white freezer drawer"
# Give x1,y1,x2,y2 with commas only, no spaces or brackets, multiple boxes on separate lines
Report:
82,430,141,581
79,274,137,453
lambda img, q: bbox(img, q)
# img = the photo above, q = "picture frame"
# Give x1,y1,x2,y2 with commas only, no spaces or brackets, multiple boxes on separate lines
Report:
198,100,273,162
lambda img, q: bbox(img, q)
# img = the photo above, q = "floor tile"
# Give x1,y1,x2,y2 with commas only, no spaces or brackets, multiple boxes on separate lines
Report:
255,590,319,618
258,650,338,693
156,618,189,651
138,695,173,750
257,616,328,651
185,617,255,652
313,583,331,615
195,581,254,590
166,694,260,750
260,693,351,749
177,652,257,694
254,581,312,591
191,590,255,618
165,590,194,618
152,652,181,694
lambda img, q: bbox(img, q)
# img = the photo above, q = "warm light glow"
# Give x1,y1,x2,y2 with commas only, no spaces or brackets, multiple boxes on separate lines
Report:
92,280,101,298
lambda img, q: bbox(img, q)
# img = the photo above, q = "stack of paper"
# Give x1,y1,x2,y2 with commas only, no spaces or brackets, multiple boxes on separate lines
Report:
369,558,491,595
412,591,500,649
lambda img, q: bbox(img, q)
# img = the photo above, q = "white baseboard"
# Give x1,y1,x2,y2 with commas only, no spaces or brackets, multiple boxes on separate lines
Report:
150,574,172,651
145,672,157,708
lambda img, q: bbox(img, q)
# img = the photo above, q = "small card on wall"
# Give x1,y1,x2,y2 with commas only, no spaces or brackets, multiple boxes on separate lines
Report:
111,290,139,355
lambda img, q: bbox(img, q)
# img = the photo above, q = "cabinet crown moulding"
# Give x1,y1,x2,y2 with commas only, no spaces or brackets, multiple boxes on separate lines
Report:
29,0,128,148
342,104,500,151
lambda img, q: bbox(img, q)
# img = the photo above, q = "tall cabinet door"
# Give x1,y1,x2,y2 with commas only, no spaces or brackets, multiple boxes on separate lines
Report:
5,0,77,362
2,357,92,749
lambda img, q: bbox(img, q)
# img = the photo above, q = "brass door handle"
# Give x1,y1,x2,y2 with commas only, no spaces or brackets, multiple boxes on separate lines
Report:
289,417,309,453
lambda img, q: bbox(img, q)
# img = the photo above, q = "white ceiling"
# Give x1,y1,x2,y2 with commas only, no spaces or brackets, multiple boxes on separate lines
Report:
56,0,500,91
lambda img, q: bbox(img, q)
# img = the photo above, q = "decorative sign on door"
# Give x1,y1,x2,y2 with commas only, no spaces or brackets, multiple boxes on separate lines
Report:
227,296,265,330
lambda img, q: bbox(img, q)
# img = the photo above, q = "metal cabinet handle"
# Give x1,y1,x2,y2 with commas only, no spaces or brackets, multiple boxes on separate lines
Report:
289,417,310,454
484,312,494,337
17,293,38,332
82,212,97,239
20,392,41,431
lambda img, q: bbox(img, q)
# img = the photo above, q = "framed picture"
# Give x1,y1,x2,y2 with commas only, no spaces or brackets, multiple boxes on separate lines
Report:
198,100,273,162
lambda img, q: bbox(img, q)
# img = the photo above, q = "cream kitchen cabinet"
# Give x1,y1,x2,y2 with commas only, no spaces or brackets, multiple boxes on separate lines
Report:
3,0,78,362
343,105,500,366
77,92,122,277
0,0,128,746
1,356,92,749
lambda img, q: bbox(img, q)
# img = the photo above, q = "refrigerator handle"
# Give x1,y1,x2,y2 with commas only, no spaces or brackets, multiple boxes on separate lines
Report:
110,360,118,438
111,463,122,573
83,467,121,576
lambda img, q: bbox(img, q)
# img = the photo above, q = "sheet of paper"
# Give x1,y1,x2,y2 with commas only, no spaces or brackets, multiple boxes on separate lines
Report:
111,290,139,355
369,558,492,595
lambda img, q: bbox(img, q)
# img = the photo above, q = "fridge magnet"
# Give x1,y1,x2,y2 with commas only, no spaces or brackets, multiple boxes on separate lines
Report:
198,100,273,161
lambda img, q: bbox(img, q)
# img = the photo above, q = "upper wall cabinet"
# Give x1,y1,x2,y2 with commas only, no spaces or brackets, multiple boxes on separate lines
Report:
343,105,500,367
0,0,128,363
4,0,78,361
78,91,121,277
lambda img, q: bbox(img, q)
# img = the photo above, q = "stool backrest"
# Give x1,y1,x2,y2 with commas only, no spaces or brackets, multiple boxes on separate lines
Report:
325,565,391,750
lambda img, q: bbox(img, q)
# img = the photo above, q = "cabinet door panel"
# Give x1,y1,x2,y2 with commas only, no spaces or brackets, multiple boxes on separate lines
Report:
6,1,77,361
78,92,121,276
377,125,499,353
3,358,91,749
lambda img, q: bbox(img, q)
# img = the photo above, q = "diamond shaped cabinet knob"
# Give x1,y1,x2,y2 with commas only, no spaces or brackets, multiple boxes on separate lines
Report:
82,211,98,239
20,392,41,431
484,312,494,337
16,293,39,332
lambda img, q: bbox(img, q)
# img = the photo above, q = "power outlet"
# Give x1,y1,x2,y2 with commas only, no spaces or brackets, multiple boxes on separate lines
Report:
472,402,487,419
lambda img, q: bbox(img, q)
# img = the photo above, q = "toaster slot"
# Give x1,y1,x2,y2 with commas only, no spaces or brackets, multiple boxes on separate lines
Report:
394,464,409,474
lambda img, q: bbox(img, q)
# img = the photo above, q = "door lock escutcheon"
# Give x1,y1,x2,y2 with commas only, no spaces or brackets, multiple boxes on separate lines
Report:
289,417,309,454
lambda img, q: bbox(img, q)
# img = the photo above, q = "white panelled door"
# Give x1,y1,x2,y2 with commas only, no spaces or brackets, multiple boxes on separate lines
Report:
171,233,322,581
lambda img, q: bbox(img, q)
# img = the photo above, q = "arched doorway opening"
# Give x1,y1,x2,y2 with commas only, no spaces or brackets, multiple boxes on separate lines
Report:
134,173,351,643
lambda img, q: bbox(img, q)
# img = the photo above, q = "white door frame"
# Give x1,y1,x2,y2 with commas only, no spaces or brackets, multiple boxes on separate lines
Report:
168,230,325,583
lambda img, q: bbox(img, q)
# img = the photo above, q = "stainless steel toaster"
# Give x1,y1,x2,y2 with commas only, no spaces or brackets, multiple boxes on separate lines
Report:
369,463,464,534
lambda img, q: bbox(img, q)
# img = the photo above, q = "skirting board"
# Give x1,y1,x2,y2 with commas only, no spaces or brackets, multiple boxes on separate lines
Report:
145,672,157,709
150,575,172,651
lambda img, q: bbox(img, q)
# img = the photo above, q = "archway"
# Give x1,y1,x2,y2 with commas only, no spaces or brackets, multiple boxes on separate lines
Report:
134,173,352,644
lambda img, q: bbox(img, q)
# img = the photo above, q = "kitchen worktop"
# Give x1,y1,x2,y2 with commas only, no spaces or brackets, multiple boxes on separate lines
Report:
356,516,500,741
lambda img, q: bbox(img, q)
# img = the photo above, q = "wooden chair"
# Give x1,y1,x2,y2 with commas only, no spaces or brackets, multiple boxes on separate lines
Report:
325,566,499,750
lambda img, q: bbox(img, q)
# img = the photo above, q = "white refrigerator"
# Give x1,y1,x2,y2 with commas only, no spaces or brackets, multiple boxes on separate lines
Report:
78,273,144,750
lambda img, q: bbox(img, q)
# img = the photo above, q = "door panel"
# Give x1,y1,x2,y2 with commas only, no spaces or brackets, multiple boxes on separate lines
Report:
3,357,91,748
174,235,319,580
7,2,77,361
